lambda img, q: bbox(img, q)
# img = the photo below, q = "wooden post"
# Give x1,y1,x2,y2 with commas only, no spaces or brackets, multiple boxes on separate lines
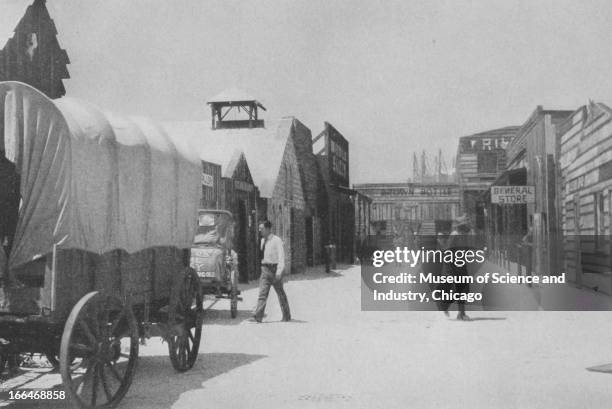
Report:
517,244,522,276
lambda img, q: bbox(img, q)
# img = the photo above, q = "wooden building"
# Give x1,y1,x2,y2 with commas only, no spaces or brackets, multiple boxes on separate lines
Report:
486,107,572,274
0,0,70,99
456,126,519,232
164,118,263,281
314,122,354,263
558,102,612,294
219,152,260,282
200,160,222,209
353,182,460,243
353,190,372,259
195,156,260,282
164,91,321,275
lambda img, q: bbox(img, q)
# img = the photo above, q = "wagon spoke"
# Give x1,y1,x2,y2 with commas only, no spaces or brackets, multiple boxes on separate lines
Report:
109,310,125,335
101,296,111,336
99,364,113,402
78,320,98,346
70,342,94,355
73,361,94,394
187,329,195,343
90,362,99,407
88,301,100,338
106,360,123,382
179,340,185,366
183,338,189,362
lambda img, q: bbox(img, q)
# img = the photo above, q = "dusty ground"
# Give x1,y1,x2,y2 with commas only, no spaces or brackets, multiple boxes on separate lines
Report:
3,264,612,409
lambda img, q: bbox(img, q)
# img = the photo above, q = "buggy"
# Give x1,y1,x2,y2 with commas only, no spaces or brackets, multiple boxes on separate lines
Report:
190,210,242,318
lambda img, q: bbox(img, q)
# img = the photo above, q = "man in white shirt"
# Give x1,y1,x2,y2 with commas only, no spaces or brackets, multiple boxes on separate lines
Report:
251,220,291,322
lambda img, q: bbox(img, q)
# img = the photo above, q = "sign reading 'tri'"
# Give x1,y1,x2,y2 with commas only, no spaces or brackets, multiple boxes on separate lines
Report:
491,185,535,204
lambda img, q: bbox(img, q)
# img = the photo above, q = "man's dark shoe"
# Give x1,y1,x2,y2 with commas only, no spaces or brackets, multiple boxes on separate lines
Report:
246,317,262,323
281,317,292,322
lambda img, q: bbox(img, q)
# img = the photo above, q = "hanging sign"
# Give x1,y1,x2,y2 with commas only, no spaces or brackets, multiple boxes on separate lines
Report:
491,185,535,204
202,173,214,187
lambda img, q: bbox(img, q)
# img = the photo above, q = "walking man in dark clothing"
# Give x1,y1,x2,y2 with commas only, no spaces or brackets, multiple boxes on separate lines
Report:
438,215,473,321
250,221,291,323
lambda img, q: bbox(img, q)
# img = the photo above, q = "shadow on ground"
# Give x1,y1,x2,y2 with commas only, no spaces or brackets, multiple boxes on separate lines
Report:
258,319,308,324
586,363,612,374
284,267,348,282
204,308,254,325
4,352,266,408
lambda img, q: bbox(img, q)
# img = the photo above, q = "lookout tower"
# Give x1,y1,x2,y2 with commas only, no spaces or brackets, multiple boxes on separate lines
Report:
207,88,266,130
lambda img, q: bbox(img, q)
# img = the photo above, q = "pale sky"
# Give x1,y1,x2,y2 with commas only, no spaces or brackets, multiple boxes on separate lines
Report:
3,0,612,183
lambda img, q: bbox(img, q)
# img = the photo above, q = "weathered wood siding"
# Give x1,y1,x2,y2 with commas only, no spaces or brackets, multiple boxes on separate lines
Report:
200,160,222,209
268,123,307,274
559,104,612,293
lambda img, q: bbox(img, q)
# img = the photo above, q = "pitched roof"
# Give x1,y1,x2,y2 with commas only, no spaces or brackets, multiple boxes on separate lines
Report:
458,125,520,141
208,87,257,103
163,118,294,197
207,87,266,110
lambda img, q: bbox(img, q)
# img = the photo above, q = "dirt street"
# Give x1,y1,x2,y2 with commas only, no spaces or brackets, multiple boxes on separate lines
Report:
4,264,612,409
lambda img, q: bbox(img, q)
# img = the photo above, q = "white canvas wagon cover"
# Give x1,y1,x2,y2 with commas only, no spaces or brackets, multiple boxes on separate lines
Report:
0,82,201,272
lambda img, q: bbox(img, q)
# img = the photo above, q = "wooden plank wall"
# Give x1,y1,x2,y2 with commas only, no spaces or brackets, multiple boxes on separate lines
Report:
559,105,612,293
201,160,222,209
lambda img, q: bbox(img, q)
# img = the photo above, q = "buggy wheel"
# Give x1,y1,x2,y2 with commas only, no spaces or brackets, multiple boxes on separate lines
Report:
230,269,238,319
60,291,139,409
168,268,203,372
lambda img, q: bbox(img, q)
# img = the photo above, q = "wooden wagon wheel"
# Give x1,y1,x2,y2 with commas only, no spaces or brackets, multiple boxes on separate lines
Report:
60,291,139,409
230,268,239,319
168,267,203,372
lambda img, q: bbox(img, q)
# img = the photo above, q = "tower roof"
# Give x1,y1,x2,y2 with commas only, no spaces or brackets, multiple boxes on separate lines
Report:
207,87,266,110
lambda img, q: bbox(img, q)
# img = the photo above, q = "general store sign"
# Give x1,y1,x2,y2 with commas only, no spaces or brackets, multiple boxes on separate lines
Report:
491,185,535,204
202,173,214,187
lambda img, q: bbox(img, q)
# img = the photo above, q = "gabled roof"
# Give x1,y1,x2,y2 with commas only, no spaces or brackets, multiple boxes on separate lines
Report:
458,126,520,142
163,118,294,197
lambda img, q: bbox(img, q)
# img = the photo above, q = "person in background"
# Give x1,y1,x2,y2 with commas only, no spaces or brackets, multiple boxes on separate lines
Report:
439,215,473,321
249,220,291,323
522,216,534,281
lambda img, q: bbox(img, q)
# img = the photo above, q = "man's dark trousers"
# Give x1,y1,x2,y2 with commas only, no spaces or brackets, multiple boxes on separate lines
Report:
253,264,291,322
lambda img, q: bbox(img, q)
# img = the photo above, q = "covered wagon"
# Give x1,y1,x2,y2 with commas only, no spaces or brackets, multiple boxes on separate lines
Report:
0,81,203,408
